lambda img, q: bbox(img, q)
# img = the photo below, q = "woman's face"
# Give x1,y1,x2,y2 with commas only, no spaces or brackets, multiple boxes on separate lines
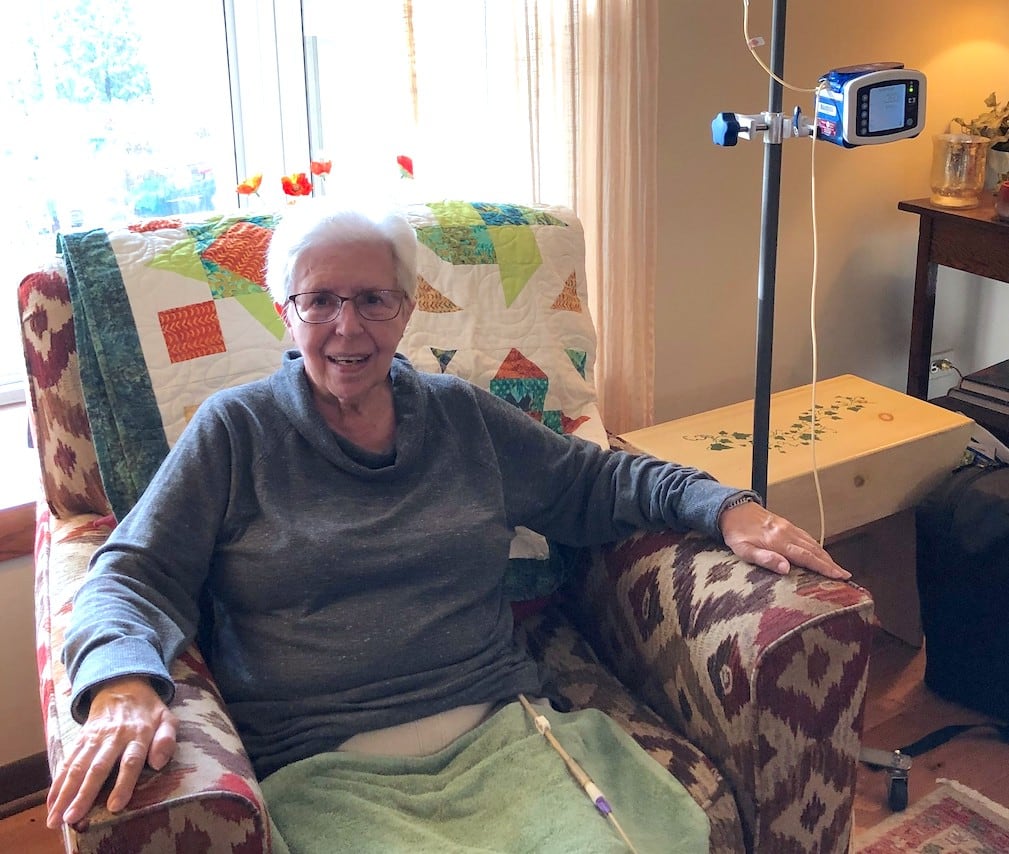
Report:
284,236,413,411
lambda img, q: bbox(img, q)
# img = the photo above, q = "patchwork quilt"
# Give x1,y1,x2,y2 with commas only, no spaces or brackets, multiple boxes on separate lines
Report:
403,201,604,448
402,201,605,585
60,214,285,519
58,201,603,601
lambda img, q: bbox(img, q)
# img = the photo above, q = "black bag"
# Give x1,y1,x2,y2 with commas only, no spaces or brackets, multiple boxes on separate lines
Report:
915,462,1009,721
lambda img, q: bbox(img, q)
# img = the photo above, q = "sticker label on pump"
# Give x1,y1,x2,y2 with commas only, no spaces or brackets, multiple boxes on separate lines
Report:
815,63,926,148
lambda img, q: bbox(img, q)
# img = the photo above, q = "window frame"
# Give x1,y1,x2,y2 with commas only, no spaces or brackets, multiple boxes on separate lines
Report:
227,0,313,202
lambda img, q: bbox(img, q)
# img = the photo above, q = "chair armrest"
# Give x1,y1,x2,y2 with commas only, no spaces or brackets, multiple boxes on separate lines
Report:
35,509,270,854
563,528,875,854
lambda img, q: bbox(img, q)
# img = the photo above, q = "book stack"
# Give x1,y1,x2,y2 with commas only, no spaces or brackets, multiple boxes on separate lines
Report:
943,358,1009,443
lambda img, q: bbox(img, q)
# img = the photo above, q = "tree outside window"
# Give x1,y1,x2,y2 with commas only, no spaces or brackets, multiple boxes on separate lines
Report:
1,0,234,398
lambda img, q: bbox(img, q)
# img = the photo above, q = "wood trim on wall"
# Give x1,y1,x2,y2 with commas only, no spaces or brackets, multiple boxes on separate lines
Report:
0,401,41,561
0,751,49,819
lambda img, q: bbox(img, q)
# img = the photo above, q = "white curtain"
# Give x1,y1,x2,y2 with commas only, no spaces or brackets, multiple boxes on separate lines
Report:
403,0,658,433
504,0,659,433
576,0,657,434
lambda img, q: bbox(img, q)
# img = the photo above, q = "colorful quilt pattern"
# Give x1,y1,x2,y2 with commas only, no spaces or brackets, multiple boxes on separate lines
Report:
404,201,604,450
59,215,289,518
60,201,602,593
403,202,604,571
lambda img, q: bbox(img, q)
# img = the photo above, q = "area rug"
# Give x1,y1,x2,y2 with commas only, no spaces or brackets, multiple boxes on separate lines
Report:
855,778,1009,852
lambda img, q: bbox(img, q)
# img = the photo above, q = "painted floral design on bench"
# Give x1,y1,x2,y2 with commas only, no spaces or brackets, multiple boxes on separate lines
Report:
684,395,870,452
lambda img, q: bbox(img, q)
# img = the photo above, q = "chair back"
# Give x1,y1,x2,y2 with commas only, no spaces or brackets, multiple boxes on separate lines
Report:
19,264,111,518
19,201,602,590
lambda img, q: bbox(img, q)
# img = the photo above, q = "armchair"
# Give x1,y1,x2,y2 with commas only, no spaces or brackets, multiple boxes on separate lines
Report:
19,202,874,853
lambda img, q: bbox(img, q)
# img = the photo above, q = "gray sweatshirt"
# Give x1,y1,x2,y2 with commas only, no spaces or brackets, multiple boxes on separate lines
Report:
65,351,749,778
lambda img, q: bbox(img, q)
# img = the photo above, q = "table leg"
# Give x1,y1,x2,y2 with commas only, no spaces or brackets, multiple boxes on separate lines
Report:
906,217,938,399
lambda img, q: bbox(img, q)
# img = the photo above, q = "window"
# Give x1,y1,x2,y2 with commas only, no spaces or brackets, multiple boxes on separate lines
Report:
2,0,578,403
1,0,235,401
301,0,576,206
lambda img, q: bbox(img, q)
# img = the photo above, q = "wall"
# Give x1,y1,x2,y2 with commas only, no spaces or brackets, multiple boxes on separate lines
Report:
0,552,45,765
654,1,1009,425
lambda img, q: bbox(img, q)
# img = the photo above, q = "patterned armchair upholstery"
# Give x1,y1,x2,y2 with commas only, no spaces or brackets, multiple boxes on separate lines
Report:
19,203,875,854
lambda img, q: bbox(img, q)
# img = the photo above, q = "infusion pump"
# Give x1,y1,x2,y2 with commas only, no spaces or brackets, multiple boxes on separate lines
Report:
712,62,926,149
815,63,926,147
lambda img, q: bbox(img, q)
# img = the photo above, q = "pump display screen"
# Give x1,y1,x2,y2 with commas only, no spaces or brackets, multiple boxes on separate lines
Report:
868,83,906,133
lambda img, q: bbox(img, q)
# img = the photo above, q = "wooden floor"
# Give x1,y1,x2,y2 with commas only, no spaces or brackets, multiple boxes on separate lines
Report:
2,629,1007,852
853,628,1009,831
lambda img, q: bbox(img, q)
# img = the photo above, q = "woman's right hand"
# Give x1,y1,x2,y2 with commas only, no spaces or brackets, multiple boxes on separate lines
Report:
46,675,178,830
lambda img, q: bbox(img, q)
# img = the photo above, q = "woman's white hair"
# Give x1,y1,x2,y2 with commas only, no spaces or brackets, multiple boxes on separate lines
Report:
265,199,418,306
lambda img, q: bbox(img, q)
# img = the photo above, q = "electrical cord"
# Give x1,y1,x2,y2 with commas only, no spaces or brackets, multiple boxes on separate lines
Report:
932,357,964,385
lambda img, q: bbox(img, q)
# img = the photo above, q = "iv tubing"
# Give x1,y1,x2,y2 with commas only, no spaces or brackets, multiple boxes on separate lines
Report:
516,694,639,853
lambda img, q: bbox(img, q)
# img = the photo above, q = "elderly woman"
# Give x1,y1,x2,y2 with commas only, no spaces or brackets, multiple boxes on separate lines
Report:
47,201,849,848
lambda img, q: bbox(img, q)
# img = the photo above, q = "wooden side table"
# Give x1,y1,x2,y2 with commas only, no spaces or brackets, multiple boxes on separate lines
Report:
899,196,1009,399
620,374,973,645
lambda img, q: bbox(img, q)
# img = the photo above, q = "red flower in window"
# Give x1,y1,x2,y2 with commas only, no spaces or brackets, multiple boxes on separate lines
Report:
396,154,414,179
281,172,313,196
236,173,263,195
310,159,332,176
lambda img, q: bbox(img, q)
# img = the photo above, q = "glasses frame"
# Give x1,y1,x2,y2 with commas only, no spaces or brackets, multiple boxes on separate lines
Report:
286,289,408,323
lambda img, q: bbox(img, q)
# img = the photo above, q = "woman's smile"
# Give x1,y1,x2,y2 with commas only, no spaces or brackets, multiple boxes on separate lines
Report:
326,353,371,367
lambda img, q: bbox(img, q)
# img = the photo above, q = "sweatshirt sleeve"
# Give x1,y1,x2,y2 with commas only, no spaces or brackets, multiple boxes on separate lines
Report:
473,387,760,545
64,400,236,723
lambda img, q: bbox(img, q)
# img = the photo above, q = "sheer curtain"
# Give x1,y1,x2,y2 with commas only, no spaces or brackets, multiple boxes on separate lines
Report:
576,0,658,434
402,0,658,432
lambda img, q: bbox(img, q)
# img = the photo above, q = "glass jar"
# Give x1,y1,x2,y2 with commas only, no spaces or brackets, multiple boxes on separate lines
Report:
930,134,991,209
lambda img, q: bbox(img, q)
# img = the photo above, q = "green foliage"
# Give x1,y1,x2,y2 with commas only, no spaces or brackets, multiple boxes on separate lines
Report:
686,395,870,453
952,92,1009,151
130,167,216,217
51,0,151,104
5,1,151,108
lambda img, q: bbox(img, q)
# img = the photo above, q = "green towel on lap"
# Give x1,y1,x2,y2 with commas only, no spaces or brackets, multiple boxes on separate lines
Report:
262,703,709,854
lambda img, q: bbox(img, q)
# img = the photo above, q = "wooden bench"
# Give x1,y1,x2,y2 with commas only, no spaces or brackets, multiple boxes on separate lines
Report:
621,374,974,645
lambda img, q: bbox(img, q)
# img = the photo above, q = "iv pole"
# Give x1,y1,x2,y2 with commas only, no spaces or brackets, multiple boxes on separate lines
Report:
721,8,927,503
750,0,787,501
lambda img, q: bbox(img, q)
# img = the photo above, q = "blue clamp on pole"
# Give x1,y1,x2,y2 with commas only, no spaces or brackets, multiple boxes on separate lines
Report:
712,112,741,146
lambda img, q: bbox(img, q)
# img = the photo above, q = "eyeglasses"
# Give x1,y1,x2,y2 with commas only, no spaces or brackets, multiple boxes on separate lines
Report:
286,289,408,323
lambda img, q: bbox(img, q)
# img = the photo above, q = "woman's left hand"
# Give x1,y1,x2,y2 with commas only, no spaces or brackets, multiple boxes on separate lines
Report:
718,500,851,580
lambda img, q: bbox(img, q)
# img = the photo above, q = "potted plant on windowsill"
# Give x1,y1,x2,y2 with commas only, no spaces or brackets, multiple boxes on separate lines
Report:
952,92,1009,191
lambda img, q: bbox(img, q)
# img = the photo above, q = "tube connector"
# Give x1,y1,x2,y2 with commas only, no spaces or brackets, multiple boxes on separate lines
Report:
532,713,551,736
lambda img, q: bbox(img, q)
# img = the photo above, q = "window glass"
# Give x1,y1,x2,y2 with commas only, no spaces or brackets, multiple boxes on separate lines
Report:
300,0,575,207
1,0,236,396
2,0,576,403
300,0,416,205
